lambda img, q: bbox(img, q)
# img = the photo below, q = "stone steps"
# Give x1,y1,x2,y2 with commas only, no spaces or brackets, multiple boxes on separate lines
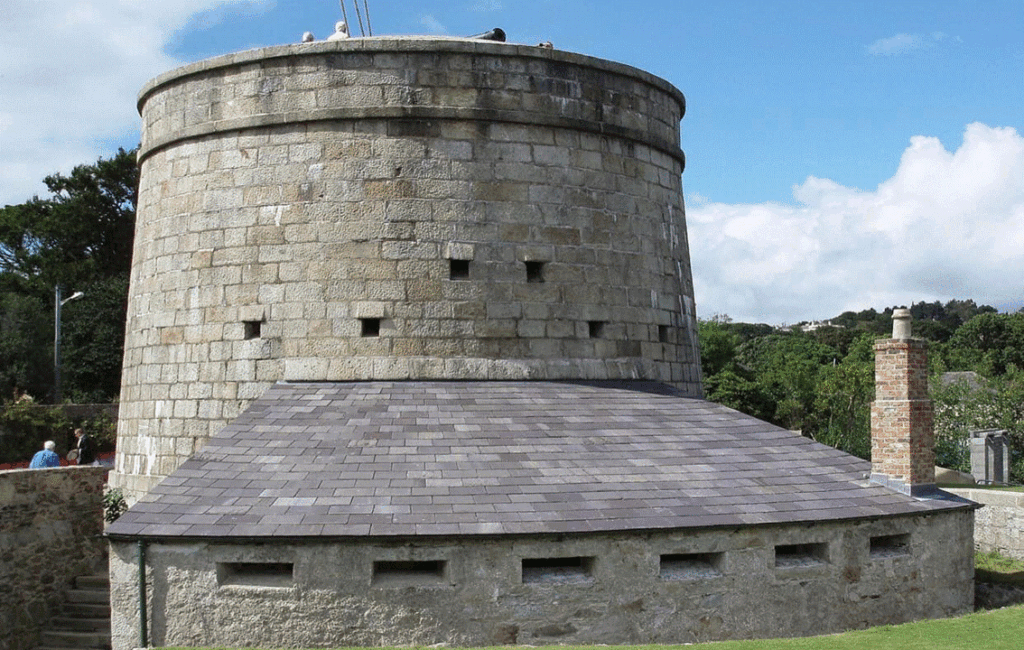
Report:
36,573,111,650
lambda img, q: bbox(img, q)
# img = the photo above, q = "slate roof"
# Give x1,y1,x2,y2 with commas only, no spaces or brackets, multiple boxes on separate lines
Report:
107,381,971,540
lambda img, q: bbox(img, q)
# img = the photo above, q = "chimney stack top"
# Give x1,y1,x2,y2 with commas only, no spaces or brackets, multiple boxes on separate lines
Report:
892,308,912,339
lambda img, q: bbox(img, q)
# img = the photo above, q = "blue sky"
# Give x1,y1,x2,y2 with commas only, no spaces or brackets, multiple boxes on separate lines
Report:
2,1,1022,323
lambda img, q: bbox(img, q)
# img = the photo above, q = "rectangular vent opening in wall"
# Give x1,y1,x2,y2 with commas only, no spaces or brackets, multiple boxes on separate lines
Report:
525,261,545,283
450,259,470,280
217,562,293,588
372,560,447,587
774,543,828,568
521,556,594,584
243,320,262,340
659,325,670,343
660,553,723,580
588,321,605,338
870,533,911,559
361,318,381,337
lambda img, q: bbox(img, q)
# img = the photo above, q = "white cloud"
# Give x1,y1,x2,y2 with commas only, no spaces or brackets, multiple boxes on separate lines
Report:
866,33,924,56
0,0,272,206
866,31,957,56
688,123,1024,324
421,14,447,34
472,0,502,11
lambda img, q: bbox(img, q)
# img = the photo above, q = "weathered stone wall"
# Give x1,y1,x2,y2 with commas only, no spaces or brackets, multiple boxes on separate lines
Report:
109,510,973,649
112,38,700,502
0,467,107,650
947,487,1024,561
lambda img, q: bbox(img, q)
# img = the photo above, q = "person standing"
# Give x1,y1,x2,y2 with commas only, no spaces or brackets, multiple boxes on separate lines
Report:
73,428,97,466
29,440,61,468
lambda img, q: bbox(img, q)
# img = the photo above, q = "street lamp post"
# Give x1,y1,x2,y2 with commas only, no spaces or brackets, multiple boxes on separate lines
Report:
54,285,84,403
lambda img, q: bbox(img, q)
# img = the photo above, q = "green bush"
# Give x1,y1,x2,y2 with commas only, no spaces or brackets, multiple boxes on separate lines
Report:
104,487,129,523
0,401,74,463
0,402,116,463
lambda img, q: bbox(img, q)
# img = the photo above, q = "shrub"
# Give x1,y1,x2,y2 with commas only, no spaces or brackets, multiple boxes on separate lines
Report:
0,402,74,463
103,487,129,523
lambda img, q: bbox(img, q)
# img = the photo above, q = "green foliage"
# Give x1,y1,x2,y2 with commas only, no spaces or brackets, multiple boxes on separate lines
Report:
103,487,129,523
83,409,118,452
812,334,875,459
947,312,1024,375
703,369,774,422
697,320,742,377
0,401,74,463
0,401,116,463
699,302,1024,473
931,375,995,472
0,292,51,400
61,275,129,402
0,148,137,403
0,147,137,288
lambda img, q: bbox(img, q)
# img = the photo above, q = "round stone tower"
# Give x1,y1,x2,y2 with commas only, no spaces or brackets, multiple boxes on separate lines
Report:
111,37,700,500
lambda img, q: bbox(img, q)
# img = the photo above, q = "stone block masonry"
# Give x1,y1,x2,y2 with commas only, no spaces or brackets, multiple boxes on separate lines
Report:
947,487,1024,561
0,467,107,650
109,511,974,648
112,38,702,501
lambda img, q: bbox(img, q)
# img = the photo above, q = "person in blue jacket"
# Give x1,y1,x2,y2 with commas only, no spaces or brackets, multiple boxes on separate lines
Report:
29,440,61,468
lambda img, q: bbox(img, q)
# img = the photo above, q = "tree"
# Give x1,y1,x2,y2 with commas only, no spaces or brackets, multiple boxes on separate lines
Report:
812,334,875,459
698,319,741,378
0,147,137,290
948,313,1024,375
0,292,51,400
740,333,834,432
0,148,138,403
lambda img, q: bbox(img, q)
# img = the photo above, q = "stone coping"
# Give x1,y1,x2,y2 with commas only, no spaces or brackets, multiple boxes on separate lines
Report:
945,487,1024,507
137,36,686,114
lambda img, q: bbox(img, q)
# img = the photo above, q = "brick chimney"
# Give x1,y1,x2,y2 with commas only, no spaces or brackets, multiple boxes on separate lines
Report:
870,308,936,495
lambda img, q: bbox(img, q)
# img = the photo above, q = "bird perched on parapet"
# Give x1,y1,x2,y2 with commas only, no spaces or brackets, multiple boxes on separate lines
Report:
327,21,350,40
302,31,315,43
537,41,554,49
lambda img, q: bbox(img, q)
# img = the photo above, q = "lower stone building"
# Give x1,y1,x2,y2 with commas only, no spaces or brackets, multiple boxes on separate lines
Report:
106,380,976,648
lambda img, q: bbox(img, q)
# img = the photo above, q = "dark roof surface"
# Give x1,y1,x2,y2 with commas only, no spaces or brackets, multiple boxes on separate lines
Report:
107,381,969,539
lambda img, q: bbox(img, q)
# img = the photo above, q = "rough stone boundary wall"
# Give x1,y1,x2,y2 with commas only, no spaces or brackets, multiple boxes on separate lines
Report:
0,467,107,650
947,487,1024,561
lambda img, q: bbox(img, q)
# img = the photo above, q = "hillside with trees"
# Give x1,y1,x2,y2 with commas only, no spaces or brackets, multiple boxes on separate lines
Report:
700,301,1024,483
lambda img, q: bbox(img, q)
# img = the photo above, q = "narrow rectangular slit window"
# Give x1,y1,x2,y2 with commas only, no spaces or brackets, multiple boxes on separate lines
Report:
372,560,446,586
660,553,723,580
659,325,670,343
450,259,470,280
244,320,262,340
588,321,605,338
361,318,381,337
217,562,293,588
870,534,910,558
774,543,827,568
522,556,594,584
525,261,545,283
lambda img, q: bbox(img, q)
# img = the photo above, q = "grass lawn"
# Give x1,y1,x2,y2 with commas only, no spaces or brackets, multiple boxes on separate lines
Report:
976,550,1024,587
